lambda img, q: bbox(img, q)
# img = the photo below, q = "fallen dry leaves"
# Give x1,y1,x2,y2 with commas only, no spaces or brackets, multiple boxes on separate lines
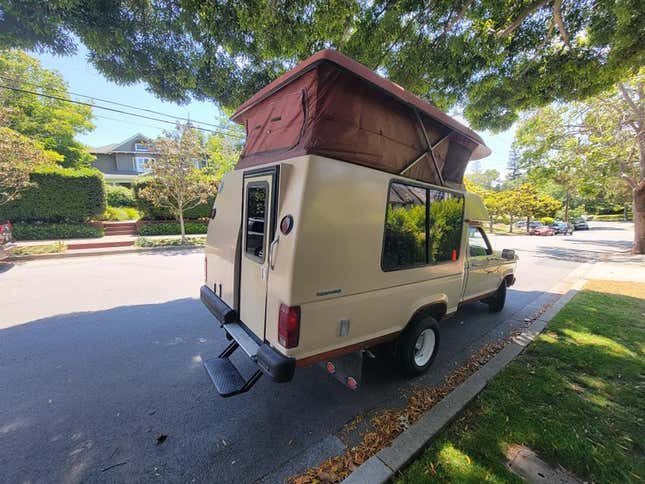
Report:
289,339,509,484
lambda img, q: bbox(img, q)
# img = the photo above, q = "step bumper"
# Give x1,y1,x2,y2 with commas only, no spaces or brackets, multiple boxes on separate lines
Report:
200,285,295,384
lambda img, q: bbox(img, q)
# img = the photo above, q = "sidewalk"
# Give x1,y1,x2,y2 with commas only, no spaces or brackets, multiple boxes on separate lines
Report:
15,233,205,247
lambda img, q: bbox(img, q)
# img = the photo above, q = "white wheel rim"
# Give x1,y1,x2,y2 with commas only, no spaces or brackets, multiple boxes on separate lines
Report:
413,329,436,367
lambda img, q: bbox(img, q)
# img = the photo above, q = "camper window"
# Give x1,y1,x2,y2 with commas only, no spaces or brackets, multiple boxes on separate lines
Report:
382,181,464,271
245,182,268,262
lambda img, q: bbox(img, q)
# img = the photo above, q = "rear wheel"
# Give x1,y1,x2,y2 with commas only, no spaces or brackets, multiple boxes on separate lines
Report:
394,316,440,376
487,282,507,312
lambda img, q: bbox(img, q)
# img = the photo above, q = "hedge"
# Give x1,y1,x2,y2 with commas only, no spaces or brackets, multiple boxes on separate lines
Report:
106,185,136,207
133,179,214,220
0,166,106,223
12,223,104,240
137,222,208,236
588,214,631,221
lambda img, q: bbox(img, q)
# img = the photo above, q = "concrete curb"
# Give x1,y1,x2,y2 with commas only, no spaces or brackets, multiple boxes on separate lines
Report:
341,264,592,484
5,244,203,262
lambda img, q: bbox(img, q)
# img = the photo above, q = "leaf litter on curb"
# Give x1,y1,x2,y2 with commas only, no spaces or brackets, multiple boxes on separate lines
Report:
289,339,508,484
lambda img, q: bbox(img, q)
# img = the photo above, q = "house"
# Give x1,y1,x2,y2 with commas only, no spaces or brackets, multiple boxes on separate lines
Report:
90,134,157,185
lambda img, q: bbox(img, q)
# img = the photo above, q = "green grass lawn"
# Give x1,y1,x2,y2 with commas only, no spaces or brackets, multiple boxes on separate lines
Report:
8,242,66,256
135,236,206,247
398,282,645,483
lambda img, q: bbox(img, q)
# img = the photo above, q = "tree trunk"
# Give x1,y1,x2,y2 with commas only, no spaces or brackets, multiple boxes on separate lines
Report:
489,216,494,233
633,186,645,254
526,216,530,233
179,210,186,243
564,189,570,222
509,215,514,233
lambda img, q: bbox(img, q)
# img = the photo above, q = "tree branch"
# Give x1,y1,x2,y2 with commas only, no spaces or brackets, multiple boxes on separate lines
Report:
552,0,571,48
496,0,549,38
443,0,474,35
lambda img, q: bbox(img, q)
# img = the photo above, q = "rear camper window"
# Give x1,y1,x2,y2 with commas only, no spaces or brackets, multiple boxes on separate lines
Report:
382,182,464,271
245,182,268,261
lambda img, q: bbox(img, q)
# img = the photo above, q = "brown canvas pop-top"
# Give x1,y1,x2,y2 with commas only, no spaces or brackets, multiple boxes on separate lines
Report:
231,49,490,187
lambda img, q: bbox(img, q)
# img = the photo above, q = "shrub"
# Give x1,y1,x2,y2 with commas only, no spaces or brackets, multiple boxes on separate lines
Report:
590,214,631,222
101,206,141,221
106,185,136,207
137,222,208,236
135,236,206,247
12,223,104,240
540,216,555,225
133,178,214,220
0,166,106,222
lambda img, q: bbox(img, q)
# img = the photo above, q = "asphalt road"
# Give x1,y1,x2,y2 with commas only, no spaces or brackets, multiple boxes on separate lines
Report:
0,222,634,483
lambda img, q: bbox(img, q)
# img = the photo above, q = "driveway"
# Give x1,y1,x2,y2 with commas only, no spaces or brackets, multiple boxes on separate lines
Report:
0,221,634,483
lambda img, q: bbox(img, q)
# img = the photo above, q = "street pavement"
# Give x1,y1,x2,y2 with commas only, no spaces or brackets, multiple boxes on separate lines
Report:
0,222,635,483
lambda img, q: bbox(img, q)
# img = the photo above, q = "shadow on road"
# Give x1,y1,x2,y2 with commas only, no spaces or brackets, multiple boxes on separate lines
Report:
0,286,553,484
0,262,14,273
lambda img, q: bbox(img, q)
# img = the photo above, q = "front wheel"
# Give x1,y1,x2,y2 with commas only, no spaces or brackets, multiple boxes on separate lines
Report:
487,282,507,312
394,316,440,376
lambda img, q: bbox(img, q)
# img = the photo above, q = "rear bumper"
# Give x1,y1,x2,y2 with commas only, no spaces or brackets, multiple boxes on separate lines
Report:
200,285,295,382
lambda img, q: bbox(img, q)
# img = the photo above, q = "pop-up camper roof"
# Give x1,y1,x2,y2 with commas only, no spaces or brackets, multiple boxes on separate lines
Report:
231,49,490,186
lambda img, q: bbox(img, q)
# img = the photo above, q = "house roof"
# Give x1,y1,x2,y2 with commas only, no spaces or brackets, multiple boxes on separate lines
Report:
90,133,152,154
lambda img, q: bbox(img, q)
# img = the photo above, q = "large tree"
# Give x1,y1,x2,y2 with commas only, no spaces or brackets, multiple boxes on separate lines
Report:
0,1,641,130
514,71,645,253
0,49,94,167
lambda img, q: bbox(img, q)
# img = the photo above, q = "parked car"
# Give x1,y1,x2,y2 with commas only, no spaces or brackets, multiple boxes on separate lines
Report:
516,220,541,230
530,225,556,236
573,219,589,230
551,221,573,235
199,50,518,398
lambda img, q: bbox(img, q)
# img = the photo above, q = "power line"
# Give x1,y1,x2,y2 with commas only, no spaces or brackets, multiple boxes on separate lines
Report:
0,83,243,139
0,73,240,134
93,113,177,132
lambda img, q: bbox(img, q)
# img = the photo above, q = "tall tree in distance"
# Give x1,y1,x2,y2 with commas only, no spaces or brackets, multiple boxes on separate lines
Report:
0,1,642,131
140,123,217,242
506,146,523,183
514,70,645,253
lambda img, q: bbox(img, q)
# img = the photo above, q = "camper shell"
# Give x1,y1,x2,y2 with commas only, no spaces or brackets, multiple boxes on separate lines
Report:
201,50,516,397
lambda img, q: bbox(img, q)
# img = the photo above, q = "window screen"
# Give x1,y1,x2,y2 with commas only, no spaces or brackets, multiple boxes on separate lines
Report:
245,183,268,261
382,182,464,271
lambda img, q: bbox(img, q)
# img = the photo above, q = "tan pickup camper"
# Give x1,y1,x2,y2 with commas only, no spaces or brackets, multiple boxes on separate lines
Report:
201,50,517,397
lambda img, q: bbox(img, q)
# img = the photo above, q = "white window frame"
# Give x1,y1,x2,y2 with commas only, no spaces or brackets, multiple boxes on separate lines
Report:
133,156,152,173
134,142,149,152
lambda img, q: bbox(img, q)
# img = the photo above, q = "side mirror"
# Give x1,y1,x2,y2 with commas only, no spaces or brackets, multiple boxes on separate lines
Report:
501,249,516,260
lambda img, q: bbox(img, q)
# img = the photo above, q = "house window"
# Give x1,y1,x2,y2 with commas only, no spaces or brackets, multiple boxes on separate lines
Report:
134,157,152,173
192,159,204,169
382,181,464,271
134,143,149,152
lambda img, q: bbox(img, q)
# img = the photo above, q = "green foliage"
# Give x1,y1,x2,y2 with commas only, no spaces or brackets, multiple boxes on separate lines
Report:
0,49,95,167
540,216,555,225
383,203,426,269
398,287,645,483
101,206,140,221
589,214,630,222
1,2,642,130
0,166,106,222
105,184,136,207
137,222,208,236
12,223,103,240
135,236,206,247
133,179,213,220
428,196,464,263
465,169,500,191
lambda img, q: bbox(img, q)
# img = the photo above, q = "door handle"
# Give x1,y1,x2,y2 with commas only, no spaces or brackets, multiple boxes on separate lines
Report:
269,236,279,270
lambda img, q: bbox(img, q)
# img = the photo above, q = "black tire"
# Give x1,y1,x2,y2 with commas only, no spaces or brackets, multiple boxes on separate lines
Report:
487,281,506,312
394,316,440,376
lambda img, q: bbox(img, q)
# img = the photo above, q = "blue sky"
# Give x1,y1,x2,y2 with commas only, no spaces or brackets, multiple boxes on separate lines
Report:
34,45,514,176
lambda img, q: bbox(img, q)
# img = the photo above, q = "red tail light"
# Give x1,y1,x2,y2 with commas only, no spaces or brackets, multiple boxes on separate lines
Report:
278,304,300,348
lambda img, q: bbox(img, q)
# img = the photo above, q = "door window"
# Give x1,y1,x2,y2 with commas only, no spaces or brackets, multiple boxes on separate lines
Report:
468,226,492,257
245,182,268,262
